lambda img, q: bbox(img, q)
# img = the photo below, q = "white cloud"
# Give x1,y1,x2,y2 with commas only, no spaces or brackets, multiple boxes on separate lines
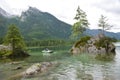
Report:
0,0,12,13
0,0,120,32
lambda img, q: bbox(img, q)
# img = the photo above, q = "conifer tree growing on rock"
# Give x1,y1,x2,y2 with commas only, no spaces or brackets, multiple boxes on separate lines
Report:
4,24,29,58
98,15,113,35
71,6,89,39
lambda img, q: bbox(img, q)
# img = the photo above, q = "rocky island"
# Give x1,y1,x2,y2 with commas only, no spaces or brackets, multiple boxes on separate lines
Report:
71,34,116,60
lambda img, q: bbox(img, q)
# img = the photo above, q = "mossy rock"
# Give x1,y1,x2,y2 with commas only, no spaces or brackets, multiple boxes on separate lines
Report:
75,36,91,47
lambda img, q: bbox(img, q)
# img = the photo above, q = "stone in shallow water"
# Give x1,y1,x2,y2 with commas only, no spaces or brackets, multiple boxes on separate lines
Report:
13,66,23,70
9,62,58,80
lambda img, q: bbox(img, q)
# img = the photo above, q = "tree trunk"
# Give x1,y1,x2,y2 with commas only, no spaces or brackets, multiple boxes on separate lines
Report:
11,39,15,54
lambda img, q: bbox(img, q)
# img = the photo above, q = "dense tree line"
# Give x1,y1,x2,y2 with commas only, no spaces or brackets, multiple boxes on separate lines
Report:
25,39,71,47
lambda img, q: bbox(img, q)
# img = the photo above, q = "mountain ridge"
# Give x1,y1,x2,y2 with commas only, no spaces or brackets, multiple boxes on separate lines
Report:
85,29,120,40
0,6,120,40
0,7,12,17
0,7,71,40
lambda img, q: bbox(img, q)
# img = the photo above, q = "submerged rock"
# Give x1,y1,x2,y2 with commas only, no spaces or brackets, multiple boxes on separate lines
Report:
13,66,23,70
9,61,58,79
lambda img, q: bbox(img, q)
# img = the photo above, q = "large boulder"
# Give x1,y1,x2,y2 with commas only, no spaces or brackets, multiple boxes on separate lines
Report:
23,62,53,77
71,34,116,55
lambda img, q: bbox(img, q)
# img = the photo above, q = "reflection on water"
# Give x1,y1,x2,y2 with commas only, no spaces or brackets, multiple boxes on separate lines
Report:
22,46,120,80
0,44,120,80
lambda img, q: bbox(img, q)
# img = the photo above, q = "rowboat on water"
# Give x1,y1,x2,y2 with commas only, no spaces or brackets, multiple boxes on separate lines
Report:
42,48,53,53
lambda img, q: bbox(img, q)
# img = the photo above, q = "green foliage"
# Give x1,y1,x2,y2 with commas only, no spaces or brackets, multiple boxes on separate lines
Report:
0,37,3,44
71,6,89,39
109,37,117,42
8,48,29,58
75,36,91,47
94,37,115,49
0,16,7,37
2,24,29,58
98,15,113,34
0,49,12,58
4,24,26,50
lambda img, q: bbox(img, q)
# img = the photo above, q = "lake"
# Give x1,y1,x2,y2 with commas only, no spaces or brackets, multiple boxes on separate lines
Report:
0,43,120,80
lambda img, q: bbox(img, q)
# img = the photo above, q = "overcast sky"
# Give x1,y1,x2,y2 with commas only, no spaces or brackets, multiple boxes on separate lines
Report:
0,0,120,32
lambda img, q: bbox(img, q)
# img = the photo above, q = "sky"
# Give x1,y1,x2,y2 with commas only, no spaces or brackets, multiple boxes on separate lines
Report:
0,0,120,32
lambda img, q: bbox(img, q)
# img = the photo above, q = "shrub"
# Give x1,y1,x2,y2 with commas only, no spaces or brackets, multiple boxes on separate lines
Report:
94,36,114,49
8,48,30,58
0,49,12,58
75,36,91,47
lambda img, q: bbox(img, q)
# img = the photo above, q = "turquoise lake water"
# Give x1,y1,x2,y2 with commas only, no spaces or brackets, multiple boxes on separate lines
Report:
0,44,120,80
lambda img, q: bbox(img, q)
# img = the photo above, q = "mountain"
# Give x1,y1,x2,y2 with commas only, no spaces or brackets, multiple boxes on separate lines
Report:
0,8,7,37
85,29,120,40
0,7,11,17
0,7,120,41
0,7,71,40
19,7,71,40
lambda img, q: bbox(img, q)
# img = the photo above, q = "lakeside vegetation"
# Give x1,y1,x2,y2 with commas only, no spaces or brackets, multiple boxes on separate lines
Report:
0,6,118,61
0,24,29,58
0,7,119,80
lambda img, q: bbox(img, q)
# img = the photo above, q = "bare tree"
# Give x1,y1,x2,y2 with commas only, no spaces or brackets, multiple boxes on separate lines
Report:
98,15,113,35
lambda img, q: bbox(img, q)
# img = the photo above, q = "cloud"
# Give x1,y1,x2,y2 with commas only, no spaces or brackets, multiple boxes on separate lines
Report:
0,0,120,32
90,0,120,32
93,0,120,15
0,0,13,13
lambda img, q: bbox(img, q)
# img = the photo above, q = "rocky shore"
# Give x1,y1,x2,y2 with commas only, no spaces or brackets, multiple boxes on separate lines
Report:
9,61,59,80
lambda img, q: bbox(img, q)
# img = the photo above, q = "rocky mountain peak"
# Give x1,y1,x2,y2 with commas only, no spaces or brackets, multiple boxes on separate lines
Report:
28,7,41,13
0,7,11,17
21,6,43,17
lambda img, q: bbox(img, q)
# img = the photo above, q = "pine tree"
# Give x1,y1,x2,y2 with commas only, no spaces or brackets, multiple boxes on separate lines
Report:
4,24,26,55
71,6,89,39
98,15,113,35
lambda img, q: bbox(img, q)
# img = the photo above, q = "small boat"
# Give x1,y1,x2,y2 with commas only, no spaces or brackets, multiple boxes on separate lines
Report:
42,48,53,53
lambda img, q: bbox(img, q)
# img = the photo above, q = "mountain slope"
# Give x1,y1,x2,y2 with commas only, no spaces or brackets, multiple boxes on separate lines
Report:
19,7,71,40
0,7,11,17
85,29,120,40
0,7,71,40
0,7,120,41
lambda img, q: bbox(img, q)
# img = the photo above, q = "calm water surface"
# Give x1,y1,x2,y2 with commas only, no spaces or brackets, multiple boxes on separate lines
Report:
0,44,120,80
